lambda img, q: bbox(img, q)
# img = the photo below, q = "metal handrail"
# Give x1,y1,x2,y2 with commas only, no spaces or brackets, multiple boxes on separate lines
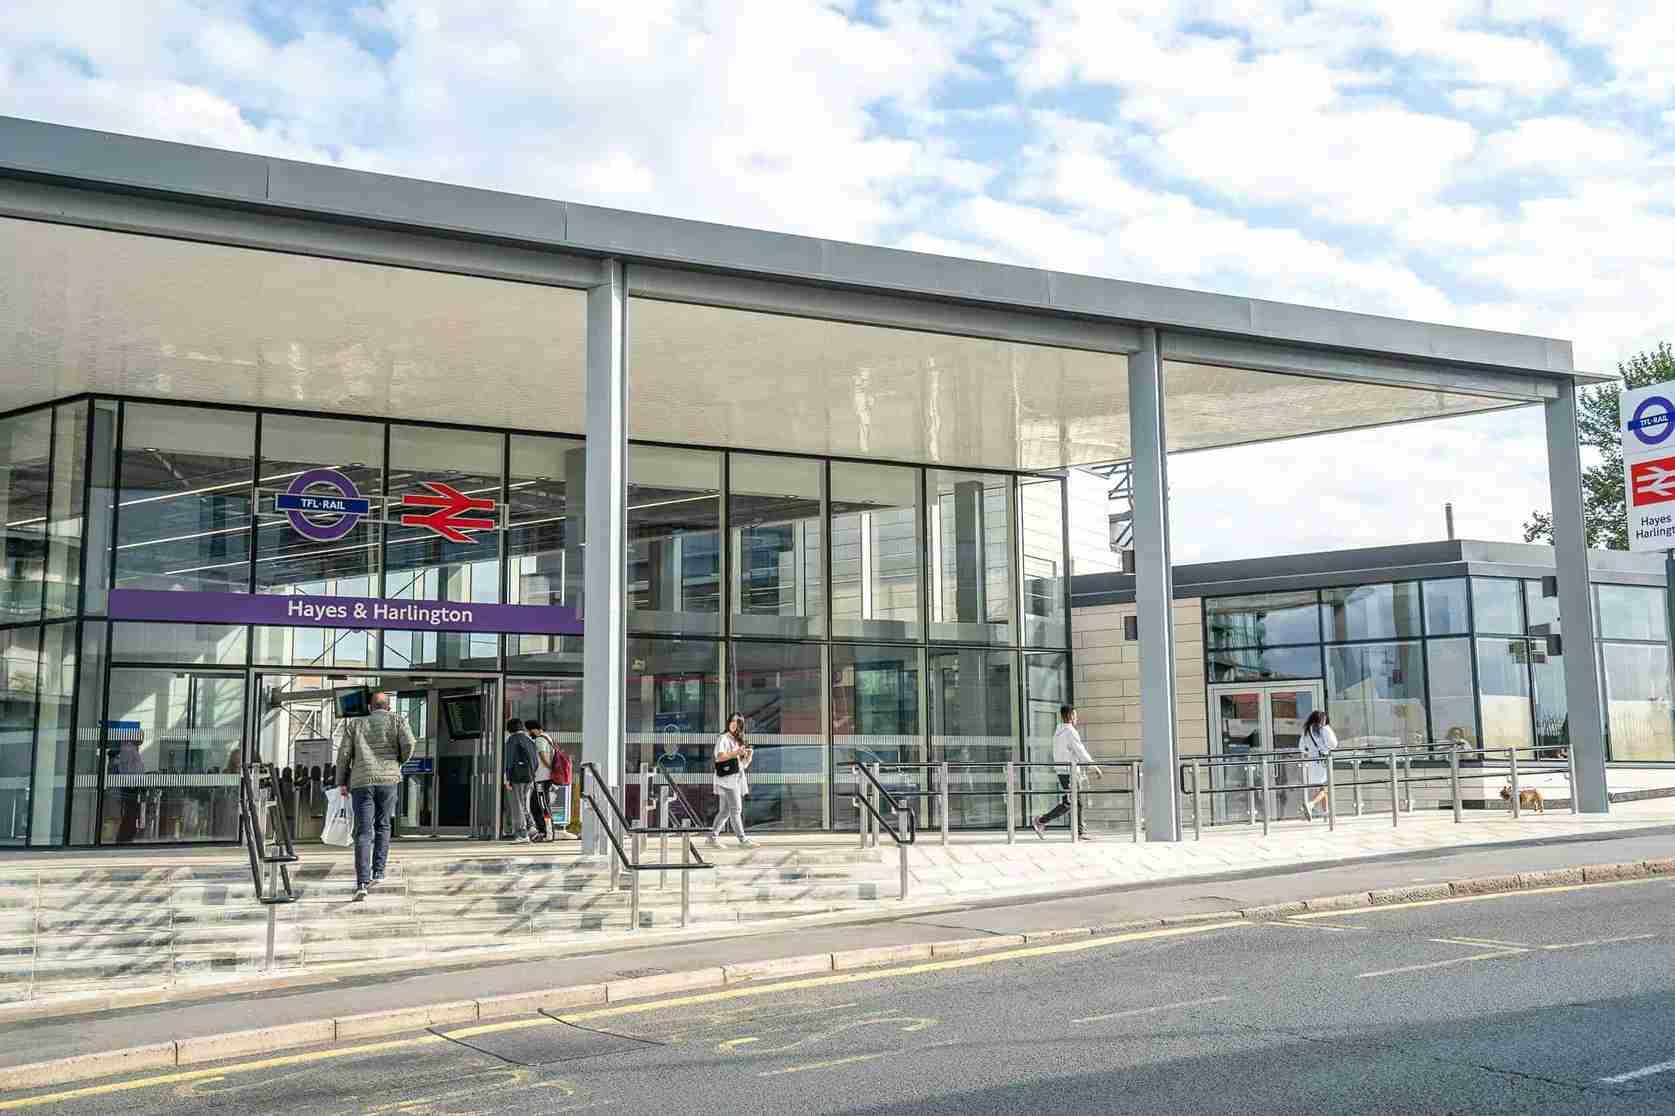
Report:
1176,741,1575,839
240,762,299,972
578,761,714,932
851,762,917,846
860,759,1146,846
850,762,916,900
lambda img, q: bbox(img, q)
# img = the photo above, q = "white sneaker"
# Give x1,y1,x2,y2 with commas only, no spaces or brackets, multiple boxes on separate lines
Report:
1031,818,1047,840
705,835,719,848
352,888,367,902
737,838,758,849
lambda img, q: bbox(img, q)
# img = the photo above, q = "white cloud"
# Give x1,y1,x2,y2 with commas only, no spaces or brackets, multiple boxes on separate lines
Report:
0,0,1670,562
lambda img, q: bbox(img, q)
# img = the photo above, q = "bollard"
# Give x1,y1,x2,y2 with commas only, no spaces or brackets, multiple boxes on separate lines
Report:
1005,762,1017,844
898,808,911,900
1258,758,1270,836
855,764,868,849
1402,755,1414,813
264,861,278,970
1326,756,1336,833
680,833,691,927
1450,743,1462,824
1069,763,1080,843
659,792,670,890
629,834,641,931
1131,761,1143,844
1388,754,1399,828
1352,759,1363,816
1245,764,1257,826
870,763,883,848
1192,761,1204,840
940,762,951,846
1508,746,1521,819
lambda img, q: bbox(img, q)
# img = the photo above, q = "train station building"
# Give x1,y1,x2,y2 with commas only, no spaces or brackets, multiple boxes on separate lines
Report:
0,115,1653,852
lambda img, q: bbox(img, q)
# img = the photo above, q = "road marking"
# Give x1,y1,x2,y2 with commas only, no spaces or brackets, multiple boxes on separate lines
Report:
1266,919,1365,932
0,1035,451,1111
1599,1057,1675,1085
1358,945,1526,979
1445,937,1533,949
716,1037,759,1053
1541,934,1656,951
758,1052,888,1077
0,921,1247,1111
1073,995,1230,1024
451,920,1251,1038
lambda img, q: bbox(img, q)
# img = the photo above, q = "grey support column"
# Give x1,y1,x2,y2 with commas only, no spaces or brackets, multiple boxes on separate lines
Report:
583,259,629,853
1545,379,1609,812
1129,327,1179,841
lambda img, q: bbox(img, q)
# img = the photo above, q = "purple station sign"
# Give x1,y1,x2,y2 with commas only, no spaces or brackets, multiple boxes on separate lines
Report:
108,589,583,636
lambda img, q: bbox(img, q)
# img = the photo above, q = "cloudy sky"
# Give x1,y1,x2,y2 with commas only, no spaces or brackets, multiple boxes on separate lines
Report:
4,1,1669,562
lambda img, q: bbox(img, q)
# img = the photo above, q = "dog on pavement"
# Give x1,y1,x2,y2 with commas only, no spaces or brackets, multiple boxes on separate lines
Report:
1499,784,1544,813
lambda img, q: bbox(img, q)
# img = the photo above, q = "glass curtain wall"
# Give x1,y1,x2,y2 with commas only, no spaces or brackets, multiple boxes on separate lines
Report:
1597,584,1673,761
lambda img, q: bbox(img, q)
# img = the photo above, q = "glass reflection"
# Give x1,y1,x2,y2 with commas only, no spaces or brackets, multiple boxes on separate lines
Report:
831,463,922,641
928,649,1016,827
1019,476,1067,647
1205,591,1318,649
115,404,255,596
928,470,1013,644
831,643,922,828
1603,643,1675,761
382,425,502,671
732,641,825,830
628,447,721,635
0,409,51,623
101,669,244,844
730,454,824,639
507,435,585,669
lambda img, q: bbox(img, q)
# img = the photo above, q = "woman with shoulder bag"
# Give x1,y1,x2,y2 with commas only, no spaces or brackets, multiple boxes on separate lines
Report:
707,713,755,849
1300,710,1337,821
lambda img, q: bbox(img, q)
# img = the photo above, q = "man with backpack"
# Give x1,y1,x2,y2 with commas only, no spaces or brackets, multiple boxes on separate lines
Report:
502,717,540,842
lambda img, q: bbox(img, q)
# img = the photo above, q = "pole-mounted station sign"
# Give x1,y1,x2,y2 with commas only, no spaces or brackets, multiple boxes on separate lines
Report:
1622,382,1675,552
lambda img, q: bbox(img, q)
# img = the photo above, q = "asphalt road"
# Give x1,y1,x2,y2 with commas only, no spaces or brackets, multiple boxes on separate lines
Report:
8,876,1674,1114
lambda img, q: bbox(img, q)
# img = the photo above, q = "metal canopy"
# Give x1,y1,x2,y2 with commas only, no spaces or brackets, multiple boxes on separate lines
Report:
0,115,1594,391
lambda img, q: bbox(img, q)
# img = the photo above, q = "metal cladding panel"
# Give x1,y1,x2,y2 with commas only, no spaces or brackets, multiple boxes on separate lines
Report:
564,202,827,278
0,115,269,201
265,158,570,247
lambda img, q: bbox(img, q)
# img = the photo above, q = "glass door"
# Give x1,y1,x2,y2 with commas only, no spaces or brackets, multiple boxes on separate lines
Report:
1208,681,1323,825
394,689,435,836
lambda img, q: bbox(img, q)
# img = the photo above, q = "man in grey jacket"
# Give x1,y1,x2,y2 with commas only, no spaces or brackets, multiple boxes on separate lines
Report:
503,717,541,843
335,692,416,901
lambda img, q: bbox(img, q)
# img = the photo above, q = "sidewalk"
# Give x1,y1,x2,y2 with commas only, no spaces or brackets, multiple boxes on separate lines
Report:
0,817,1671,1080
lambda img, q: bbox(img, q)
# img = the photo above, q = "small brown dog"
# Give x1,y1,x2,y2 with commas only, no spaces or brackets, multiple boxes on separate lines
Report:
1500,784,1544,813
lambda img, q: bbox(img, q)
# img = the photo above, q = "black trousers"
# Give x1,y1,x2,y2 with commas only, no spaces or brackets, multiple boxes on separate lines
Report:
1039,773,1087,831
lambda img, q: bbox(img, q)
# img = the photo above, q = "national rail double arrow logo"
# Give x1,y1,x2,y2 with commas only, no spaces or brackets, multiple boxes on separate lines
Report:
399,481,498,543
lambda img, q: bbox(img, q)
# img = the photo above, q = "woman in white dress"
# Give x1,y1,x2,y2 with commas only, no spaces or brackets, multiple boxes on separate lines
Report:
1300,710,1337,821
707,713,755,848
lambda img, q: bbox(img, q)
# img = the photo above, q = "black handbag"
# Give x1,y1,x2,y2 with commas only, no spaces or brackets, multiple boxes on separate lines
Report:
714,756,740,778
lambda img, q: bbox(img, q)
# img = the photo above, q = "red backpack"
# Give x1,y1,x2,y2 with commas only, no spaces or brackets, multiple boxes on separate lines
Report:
549,747,573,786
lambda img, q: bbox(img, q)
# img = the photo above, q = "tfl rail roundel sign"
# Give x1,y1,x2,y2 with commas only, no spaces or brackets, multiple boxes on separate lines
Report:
274,468,370,542
1620,382,1675,552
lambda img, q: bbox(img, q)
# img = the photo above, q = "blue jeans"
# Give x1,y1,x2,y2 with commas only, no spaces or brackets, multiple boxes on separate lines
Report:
351,784,398,888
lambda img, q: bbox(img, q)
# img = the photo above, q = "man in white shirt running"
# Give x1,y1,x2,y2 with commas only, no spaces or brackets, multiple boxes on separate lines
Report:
1032,705,1102,839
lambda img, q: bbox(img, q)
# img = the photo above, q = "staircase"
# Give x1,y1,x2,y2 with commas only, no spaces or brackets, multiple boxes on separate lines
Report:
0,843,897,1003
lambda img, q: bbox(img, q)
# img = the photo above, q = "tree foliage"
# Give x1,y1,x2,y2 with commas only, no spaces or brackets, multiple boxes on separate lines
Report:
1525,343,1675,551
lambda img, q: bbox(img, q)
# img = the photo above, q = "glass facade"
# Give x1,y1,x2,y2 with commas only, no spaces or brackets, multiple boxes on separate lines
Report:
1202,575,1675,763
0,392,1074,844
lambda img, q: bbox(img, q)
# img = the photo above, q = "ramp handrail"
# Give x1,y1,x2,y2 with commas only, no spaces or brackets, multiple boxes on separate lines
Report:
865,759,1146,846
850,762,916,900
577,761,713,932
240,761,298,972
1175,741,1575,839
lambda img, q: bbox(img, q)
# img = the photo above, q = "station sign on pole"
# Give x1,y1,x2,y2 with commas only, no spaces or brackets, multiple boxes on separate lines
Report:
1621,382,1675,552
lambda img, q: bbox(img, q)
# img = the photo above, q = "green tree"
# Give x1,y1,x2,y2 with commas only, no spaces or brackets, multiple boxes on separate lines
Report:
1525,343,1675,550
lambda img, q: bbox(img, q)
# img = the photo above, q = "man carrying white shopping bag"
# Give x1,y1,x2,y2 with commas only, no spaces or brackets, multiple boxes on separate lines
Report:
335,692,416,901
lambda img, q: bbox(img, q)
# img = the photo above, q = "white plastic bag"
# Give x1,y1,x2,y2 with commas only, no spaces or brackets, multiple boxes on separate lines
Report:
322,789,355,848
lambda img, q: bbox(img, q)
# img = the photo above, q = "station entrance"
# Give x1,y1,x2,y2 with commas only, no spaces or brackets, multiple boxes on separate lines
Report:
254,672,502,843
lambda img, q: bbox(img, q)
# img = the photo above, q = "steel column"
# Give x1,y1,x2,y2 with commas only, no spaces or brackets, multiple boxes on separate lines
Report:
582,259,629,856
1544,380,1609,812
1129,328,1179,841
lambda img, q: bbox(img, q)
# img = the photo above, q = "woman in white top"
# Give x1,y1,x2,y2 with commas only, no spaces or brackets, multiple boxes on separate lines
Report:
707,713,755,848
1299,710,1338,821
